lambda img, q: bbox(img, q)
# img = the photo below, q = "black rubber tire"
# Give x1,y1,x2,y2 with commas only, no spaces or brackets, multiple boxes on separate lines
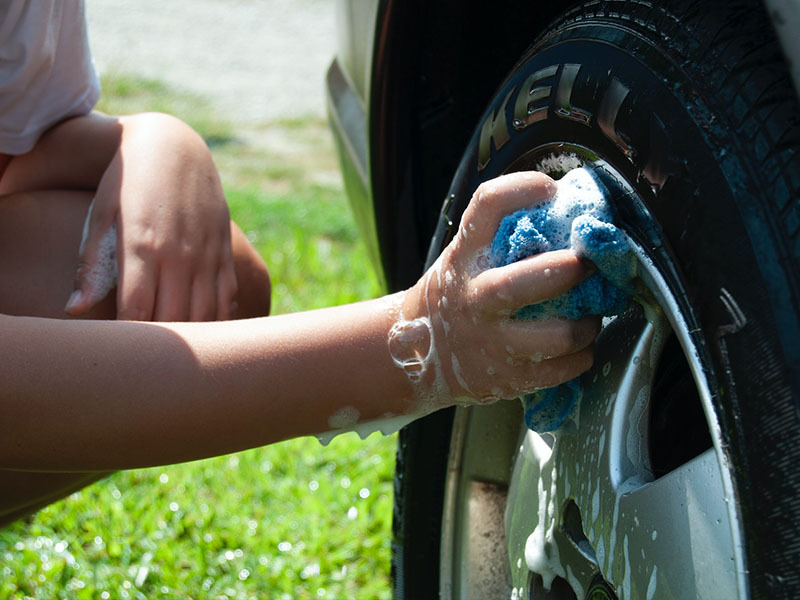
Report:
392,1,800,598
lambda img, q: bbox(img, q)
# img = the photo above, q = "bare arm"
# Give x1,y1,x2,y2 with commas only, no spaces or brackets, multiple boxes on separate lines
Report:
0,172,598,472
0,298,411,470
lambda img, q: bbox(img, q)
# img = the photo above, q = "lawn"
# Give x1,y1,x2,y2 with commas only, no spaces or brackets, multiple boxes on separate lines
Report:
0,74,395,600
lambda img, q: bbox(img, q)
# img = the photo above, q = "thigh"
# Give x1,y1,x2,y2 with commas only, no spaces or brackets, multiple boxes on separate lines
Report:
0,191,114,526
0,470,109,528
0,190,270,319
0,190,117,319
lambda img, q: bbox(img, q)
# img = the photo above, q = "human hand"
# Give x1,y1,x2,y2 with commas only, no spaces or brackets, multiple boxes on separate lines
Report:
65,113,238,321
395,171,599,412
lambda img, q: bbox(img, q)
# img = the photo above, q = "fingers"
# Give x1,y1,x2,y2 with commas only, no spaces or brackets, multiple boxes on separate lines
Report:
153,267,192,322
189,271,218,322
498,316,600,361
519,346,595,392
451,341,595,403
118,254,237,323
494,345,595,399
117,240,239,322
116,249,156,321
215,260,238,321
65,202,119,316
471,249,593,313
459,171,556,248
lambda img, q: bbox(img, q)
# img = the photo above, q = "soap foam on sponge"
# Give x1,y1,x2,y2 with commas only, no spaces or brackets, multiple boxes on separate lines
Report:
489,167,635,432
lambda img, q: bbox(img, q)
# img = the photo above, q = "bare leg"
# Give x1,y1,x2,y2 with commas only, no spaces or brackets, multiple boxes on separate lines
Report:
0,189,271,527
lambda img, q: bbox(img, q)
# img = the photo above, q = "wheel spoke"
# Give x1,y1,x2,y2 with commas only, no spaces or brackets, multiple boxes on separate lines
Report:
594,449,739,599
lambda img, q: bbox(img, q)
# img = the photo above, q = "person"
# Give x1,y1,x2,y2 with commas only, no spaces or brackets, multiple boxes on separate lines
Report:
0,0,271,524
0,1,599,526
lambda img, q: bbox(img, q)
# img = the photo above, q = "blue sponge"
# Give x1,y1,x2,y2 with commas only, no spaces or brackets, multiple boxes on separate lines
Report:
489,167,635,432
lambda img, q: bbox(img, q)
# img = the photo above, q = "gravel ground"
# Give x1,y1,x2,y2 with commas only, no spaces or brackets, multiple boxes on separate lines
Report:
86,0,335,123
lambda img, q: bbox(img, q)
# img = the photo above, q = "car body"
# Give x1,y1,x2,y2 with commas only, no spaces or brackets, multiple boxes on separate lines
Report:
326,1,800,598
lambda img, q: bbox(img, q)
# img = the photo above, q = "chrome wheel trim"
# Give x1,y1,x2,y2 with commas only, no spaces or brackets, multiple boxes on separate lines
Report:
438,162,747,600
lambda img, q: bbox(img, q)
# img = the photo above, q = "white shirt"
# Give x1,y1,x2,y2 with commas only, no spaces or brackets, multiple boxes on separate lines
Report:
0,0,99,154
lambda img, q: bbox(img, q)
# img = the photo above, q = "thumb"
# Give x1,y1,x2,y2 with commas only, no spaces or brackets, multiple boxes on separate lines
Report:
65,202,119,316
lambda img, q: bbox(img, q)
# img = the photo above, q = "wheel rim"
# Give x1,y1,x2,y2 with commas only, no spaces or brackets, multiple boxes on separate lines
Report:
439,156,748,600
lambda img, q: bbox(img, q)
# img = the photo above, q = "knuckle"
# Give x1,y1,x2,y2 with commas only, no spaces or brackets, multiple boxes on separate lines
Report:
128,235,158,260
474,181,500,206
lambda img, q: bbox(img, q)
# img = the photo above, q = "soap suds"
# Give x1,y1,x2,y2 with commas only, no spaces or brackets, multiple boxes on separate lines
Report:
78,200,118,303
489,167,635,432
315,413,416,446
534,152,584,176
328,406,360,430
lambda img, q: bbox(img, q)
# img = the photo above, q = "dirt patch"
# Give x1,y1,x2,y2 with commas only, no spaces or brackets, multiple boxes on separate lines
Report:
86,0,335,124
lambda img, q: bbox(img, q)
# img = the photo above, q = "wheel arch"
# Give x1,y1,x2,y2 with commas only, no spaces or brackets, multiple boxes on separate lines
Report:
368,0,577,292
367,0,797,293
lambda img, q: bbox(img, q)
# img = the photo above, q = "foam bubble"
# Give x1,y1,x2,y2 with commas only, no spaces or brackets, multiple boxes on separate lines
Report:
388,318,433,382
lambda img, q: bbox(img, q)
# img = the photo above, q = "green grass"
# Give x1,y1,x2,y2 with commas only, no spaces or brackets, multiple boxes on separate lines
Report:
0,73,394,599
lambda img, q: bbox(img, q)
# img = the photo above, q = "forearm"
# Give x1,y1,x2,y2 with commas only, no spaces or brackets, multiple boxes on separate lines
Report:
0,296,413,471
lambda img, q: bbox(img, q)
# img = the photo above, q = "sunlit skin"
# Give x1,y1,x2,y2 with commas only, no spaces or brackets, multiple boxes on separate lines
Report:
0,167,596,525
0,110,271,525
0,112,243,321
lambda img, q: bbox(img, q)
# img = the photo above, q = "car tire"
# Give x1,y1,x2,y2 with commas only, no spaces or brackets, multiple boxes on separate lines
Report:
392,1,800,599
